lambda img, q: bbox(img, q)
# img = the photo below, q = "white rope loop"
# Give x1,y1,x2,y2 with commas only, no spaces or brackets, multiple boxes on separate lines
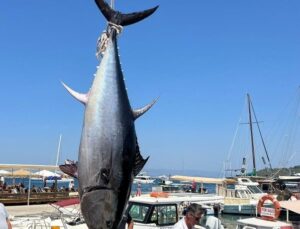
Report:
96,22,123,60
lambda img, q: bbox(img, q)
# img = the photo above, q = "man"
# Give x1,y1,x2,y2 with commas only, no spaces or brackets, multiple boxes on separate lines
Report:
173,203,204,229
69,180,75,191
0,203,12,229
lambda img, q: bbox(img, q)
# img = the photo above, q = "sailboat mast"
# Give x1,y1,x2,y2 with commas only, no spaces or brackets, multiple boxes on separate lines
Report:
247,94,256,176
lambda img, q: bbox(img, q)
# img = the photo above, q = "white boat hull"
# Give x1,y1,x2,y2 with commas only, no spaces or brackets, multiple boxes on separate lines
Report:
222,204,257,215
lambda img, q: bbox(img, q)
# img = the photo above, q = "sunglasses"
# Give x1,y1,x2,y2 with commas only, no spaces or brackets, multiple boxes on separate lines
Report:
190,213,202,221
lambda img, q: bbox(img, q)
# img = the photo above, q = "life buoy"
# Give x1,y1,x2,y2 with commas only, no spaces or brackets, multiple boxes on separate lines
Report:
150,192,169,198
257,194,281,221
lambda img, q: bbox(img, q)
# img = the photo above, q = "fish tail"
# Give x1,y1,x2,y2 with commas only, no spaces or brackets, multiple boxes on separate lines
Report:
95,0,159,26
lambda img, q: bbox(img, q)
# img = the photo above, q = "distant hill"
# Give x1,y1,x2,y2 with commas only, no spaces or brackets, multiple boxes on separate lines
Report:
257,165,300,177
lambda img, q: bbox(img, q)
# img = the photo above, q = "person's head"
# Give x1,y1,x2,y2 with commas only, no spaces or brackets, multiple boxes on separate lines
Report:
184,204,205,229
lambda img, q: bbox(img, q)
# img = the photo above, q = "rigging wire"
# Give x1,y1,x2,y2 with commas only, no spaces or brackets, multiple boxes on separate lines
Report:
250,98,272,170
220,97,247,178
263,87,299,168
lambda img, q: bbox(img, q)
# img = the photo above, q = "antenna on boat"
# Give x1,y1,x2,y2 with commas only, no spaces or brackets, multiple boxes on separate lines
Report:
55,134,62,173
241,157,246,175
110,0,114,9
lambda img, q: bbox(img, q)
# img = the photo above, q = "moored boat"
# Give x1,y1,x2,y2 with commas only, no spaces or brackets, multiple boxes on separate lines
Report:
236,199,300,229
220,177,267,215
134,172,156,184
126,192,224,228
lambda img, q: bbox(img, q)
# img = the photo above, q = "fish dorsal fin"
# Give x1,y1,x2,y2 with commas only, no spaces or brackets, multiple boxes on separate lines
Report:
133,98,158,120
59,161,78,179
61,81,88,105
95,0,158,26
133,141,149,177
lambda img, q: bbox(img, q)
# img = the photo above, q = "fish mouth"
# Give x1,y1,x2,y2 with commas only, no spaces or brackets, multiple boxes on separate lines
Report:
82,185,113,194
80,189,120,229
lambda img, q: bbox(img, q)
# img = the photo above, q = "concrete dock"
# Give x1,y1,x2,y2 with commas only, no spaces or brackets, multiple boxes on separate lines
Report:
6,204,57,217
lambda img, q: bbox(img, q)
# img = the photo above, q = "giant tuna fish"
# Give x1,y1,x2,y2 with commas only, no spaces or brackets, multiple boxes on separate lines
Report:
60,0,158,228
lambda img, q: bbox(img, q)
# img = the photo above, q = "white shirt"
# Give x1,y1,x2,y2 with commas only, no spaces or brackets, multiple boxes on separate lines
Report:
0,203,9,229
69,182,74,190
173,217,206,229
173,217,189,229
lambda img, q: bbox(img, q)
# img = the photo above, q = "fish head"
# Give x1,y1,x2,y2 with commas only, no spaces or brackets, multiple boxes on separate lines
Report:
80,189,124,229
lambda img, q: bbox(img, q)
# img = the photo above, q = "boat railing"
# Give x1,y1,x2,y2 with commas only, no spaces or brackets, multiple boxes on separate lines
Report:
218,187,237,198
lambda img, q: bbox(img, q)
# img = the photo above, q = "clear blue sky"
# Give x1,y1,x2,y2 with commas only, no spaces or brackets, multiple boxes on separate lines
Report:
1,0,299,177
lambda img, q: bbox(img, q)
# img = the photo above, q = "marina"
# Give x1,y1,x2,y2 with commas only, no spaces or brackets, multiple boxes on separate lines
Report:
1,174,299,228
1,0,300,228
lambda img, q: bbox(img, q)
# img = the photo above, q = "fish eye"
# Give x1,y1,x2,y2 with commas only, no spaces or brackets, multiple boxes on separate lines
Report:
106,220,112,228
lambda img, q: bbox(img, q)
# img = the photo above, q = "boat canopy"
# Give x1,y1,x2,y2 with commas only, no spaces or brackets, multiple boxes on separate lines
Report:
279,200,300,214
170,175,232,185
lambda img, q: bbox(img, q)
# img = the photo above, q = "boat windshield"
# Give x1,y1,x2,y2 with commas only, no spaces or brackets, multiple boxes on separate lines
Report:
129,204,150,222
150,205,177,225
236,190,250,199
128,202,178,226
247,185,263,194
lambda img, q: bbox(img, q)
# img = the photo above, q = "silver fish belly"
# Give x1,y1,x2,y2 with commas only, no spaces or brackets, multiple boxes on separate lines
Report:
79,35,136,229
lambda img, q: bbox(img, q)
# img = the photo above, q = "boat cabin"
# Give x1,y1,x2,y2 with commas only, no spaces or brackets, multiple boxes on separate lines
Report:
126,193,223,228
127,197,178,227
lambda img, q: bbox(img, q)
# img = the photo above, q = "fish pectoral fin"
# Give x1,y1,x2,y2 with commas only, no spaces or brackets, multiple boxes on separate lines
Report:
59,162,78,178
61,81,88,105
133,142,149,177
133,97,158,120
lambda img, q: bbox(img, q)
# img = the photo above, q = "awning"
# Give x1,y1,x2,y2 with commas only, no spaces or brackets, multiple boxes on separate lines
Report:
5,169,41,178
170,175,227,184
279,200,300,214
34,170,60,178
0,170,9,175
0,164,59,171
12,169,32,176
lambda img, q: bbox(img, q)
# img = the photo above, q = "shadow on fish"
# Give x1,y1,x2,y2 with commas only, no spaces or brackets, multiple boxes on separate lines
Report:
59,0,158,228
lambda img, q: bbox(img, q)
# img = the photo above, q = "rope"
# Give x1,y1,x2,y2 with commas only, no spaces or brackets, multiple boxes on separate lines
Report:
108,22,123,34
96,22,123,60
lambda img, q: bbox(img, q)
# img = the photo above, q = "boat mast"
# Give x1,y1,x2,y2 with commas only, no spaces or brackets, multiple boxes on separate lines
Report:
247,94,256,176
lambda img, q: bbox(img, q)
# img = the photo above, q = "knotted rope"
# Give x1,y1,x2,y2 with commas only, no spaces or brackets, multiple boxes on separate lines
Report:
96,22,123,59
